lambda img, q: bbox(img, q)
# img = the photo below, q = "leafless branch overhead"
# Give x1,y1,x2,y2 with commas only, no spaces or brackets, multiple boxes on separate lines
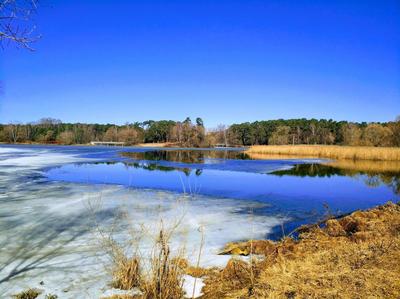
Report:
0,0,40,50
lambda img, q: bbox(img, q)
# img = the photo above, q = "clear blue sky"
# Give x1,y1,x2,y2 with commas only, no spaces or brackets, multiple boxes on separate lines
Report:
1,0,399,127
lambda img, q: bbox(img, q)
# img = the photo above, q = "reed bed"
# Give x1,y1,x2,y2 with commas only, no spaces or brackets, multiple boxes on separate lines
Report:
246,145,400,161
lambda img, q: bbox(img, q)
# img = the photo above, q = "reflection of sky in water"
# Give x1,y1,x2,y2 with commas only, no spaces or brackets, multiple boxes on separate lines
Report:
1,143,400,236
45,147,400,235
47,162,399,215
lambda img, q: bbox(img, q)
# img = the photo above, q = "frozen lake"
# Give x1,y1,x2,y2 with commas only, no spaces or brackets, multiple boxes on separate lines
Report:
0,145,399,298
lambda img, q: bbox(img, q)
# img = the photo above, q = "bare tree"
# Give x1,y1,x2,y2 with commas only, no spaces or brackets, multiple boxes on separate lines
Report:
57,130,74,145
4,123,20,143
0,0,40,50
215,124,228,146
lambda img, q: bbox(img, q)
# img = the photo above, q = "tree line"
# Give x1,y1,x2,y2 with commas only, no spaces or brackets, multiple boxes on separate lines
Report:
209,118,400,147
1,117,399,147
0,117,206,147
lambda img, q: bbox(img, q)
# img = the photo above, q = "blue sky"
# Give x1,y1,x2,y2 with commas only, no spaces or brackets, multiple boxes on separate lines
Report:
1,0,399,127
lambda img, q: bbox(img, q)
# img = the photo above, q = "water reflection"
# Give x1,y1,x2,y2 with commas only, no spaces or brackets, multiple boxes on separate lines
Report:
325,159,400,174
107,154,400,195
45,153,400,239
103,149,400,195
121,150,251,163
83,156,400,196
271,162,400,194
93,161,201,176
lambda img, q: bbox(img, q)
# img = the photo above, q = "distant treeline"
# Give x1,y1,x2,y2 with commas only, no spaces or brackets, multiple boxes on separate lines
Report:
0,117,206,146
1,117,399,147
224,118,400,147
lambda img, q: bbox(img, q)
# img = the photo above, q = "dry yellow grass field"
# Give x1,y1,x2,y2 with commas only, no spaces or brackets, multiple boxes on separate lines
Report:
246,145,400,161
201,202,400,299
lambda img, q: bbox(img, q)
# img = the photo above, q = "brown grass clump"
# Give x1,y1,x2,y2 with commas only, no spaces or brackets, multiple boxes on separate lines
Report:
173,257,216,278
106,228,185,299
140,230,184,299
246,145,400,161
111,255,141,290
12,289,42,299
219,240,276,256
101,295,138,299
201,202,400,299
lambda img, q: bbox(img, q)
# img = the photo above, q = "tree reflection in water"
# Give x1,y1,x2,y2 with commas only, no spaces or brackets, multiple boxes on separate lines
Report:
271,161,400,194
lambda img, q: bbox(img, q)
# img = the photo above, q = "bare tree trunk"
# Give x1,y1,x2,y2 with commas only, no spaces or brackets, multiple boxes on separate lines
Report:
9,124,19,143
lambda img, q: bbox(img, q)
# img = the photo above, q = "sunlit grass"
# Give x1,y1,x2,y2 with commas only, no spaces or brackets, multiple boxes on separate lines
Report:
247,145,400,161
202,202,400,299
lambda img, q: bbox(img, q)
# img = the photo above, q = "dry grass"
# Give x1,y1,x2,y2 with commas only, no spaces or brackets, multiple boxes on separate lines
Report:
140,229,184,299
111,255,141,290
88,188,193,299
173,257,215,278
102,227,185,299
12,289,42,299
201,202,400,299
101,296,136,299
136,142,178,148
246,145,400,161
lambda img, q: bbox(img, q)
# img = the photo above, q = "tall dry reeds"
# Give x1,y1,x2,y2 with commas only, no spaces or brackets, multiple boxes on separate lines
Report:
90,191,204,299
100,224,186,299
141,229,184,299
246,145,400,161
111,254,141,290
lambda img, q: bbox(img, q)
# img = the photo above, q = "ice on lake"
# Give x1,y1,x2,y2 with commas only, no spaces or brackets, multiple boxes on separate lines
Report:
0,147,284,298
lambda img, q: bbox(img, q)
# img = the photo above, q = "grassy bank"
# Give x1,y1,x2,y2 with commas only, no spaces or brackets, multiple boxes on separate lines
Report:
246,145,400,161
202,202,400,298
99,202,400,299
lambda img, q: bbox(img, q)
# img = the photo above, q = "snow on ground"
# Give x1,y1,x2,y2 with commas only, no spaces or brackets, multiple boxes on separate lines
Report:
0,147,285,298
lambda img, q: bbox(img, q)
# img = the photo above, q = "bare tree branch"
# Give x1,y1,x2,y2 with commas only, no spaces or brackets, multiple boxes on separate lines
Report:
0,0,40,50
